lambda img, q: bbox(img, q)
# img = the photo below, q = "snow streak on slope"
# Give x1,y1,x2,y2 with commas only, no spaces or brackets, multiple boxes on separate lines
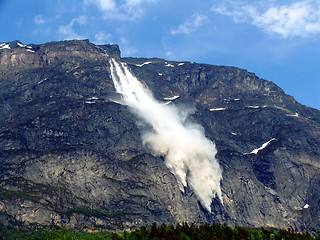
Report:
109,59,223,211
247,138,277,155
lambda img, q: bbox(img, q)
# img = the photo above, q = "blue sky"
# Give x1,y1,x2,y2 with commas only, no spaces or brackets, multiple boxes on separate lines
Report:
1,0,319,110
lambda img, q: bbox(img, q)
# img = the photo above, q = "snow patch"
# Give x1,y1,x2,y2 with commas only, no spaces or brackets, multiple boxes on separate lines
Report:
165,63,174,67
134,61,152,67
231,132,237,136
113,101,122,105
210,107,227,111
248,105,268,109
109,100,122,105
234,99,240,101
164,101,172,105
158,73,163,76
287,113,299,117
246,138,277,155
87,97,99,100
178,63,185,66
303,204,310,209
17,42,27,48
163,95,179,101
17,42,33,50
0,43,5,47
38,78,48,85
0,44,10,50
85,101,95,104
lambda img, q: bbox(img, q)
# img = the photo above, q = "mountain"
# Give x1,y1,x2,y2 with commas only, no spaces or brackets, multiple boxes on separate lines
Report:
0,40,319,233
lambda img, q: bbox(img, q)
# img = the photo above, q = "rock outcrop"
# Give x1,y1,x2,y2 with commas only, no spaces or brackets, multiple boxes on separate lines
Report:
0,40,319,233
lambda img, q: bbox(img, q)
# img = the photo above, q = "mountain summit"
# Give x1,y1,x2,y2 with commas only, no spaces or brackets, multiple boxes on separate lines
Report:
0,40,319,233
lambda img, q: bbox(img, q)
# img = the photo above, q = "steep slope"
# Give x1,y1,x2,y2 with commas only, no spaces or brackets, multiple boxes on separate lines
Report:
0,40,319,233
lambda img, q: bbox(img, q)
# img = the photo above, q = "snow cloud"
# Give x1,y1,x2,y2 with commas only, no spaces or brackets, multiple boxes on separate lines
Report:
171,14,208,35
212,0,320,38
84,0,157,21
109,59,223,211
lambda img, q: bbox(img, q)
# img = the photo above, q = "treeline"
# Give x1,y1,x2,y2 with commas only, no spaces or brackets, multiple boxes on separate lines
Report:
1,222,320,240
115,223,319,240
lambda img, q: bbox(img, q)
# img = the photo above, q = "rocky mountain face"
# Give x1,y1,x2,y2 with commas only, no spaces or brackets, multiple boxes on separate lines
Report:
0,40,319,233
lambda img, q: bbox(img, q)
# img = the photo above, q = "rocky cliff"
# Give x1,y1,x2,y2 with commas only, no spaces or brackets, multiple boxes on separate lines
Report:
0,40,319,233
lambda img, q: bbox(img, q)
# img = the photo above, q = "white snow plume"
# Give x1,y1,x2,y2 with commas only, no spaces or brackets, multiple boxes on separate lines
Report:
109,59,223,211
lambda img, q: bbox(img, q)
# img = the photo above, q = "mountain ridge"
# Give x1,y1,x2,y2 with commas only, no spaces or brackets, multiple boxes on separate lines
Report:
0,39,319,233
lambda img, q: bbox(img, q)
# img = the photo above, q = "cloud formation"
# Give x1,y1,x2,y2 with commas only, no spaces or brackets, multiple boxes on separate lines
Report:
34,15,46,25
119,37,137,56
84,0,157,21
58,15,87,40
94,31,112,44
212,0,320,38
171,14,208,35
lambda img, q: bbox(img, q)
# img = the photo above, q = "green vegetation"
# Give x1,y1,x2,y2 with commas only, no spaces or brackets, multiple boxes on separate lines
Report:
0,177,67,197
0,186,40,202
0,224,111,240
101,175,115,180
1,222,320,240
66,207,132,218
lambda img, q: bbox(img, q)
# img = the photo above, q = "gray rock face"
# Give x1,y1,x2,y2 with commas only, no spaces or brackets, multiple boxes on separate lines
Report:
0,40,319,233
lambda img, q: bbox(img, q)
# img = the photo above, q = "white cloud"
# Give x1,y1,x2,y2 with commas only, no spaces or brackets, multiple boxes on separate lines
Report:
171,14,208,36
34,15,46,25
212,0,320,38
126,0,151,6
166,51,174,58
119,37,137,56
84,0,157,21
72,15,87,25
58,15,87,40
86,0,115,12
94,31,112,44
